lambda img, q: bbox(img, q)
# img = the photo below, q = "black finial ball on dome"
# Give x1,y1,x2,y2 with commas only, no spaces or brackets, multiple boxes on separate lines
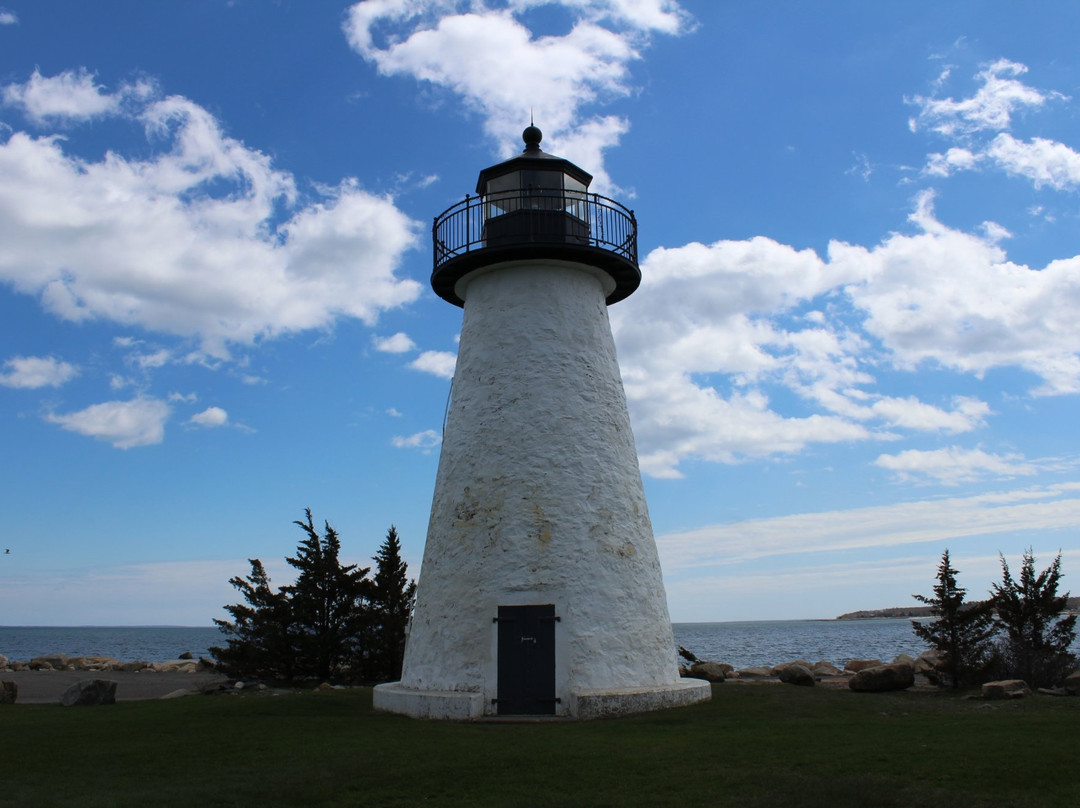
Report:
522,124,542,152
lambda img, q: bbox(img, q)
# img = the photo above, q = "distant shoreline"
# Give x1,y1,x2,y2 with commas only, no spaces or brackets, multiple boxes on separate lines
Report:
836,597,1080,621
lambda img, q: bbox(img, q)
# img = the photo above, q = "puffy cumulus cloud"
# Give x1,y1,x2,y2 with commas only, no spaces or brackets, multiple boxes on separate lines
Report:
0,71,422,360
0,9,17,25
911,59,1079,191
186,406,228,428
343,0,690,191
0,355,78,389
986,133,1080,191
392,428,442,451
409,349,457,378
612,193,1080,477
835,192,1080,395
1,68,153,124
873,446,1050,486
373,331,417,353
45,397,171,449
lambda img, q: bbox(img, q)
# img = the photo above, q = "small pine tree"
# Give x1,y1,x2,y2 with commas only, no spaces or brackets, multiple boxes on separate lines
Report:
284,509,371,681
365,525,417,682
211,559,297,680
912,549,995,688
990,549,1078,688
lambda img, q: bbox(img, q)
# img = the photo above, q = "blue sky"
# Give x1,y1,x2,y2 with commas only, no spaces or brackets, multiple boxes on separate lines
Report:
2,1,1080,625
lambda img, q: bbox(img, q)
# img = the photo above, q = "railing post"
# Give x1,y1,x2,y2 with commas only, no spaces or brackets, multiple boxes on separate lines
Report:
432,215,439,270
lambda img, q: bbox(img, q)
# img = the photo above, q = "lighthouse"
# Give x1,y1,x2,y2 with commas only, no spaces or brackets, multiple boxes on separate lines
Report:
373,126,710,719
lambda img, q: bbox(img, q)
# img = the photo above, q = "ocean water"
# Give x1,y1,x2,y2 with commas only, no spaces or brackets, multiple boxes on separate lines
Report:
5,620,1073,671
0,626,225,663
672,619,929,669
0,620,928,667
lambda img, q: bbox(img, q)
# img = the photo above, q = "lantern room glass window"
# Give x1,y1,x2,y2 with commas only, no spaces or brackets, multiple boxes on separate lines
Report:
483,170,589,221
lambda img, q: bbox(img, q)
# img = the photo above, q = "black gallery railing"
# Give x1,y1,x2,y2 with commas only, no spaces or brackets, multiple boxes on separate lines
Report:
433,189,638,271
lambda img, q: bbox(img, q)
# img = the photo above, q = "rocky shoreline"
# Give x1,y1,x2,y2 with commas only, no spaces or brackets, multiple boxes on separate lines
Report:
679,647,941,692
0,651,214,675
5,648,1078,705
679,647,1080,699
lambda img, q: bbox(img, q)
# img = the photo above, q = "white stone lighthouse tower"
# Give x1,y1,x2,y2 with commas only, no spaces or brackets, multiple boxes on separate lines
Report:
374,126,710,719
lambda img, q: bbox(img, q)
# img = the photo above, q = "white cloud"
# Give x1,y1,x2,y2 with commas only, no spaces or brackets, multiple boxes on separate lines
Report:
45,397,171,448
343,0,689,191
986,133,1080,191
656,482,1080,570
923,147,981,177
0,72,422,360
911,60,1077,192
0,559,249,625
187,406,228,428
664,547,1080,622
909,59,1055,137
392,429,442,451
0,9,17,25
1,68,128,124
0,355,78,388
836,192,1080,394
374,331,417,353
610,191,1080,477
409,349,457,379
873,446,1051,486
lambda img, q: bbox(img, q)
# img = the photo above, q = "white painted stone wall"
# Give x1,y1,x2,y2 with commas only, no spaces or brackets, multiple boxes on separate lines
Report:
385,259,693,717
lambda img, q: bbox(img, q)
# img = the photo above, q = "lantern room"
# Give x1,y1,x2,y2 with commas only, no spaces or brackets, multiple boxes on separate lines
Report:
430,125,640,307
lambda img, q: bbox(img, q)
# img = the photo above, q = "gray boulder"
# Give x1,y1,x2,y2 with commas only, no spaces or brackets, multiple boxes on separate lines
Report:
688,661,728,683
849,662,915,692
844,658,884,673
811,661,843,677
981,679,1031,700
736,666,774,678
771,659,812,676
913,650,942,674
61,679,118,707
0,680,17,704
1064,670,1080,696
777,663,815,687
0,654,8,669
30,654,69,670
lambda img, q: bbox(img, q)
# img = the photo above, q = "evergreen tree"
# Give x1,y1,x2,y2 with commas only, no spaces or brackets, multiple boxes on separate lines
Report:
912,550,995,688
210,559,297,680
365,525,417,682
212,510,416,683
990,549,1078,688
284,509,371,681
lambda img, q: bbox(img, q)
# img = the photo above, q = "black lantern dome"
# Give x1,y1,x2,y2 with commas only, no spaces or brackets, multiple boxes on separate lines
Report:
431,126,640,307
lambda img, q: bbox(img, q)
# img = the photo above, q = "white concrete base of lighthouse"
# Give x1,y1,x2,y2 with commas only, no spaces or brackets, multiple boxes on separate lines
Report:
378,260,710,721
373,678,711,721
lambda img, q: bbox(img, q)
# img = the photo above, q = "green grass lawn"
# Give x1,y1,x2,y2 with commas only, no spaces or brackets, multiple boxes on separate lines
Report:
3,684,1077,807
